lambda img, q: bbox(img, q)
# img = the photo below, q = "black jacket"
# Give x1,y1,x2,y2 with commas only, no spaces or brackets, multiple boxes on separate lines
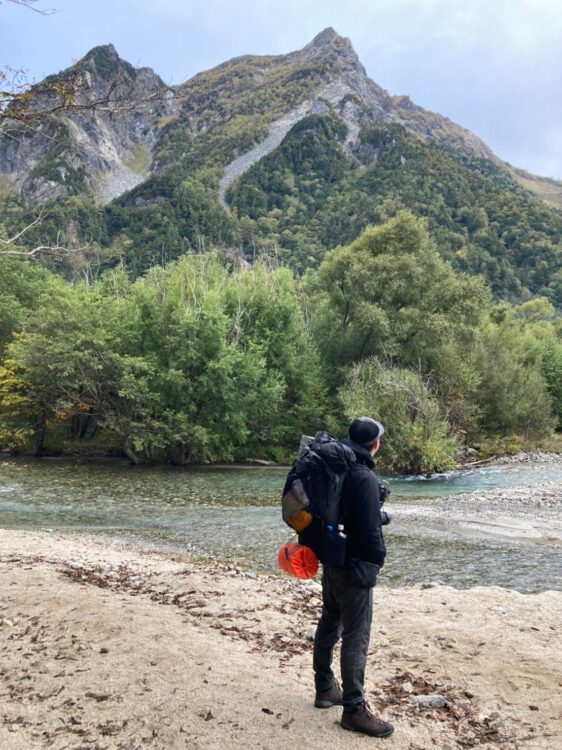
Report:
340,438,386,569
295,438,387,570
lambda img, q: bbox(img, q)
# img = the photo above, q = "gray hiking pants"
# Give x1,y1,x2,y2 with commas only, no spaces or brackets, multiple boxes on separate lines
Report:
313,565,373,709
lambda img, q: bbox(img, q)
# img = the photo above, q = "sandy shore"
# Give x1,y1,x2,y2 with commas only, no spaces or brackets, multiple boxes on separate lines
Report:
0,529,560,750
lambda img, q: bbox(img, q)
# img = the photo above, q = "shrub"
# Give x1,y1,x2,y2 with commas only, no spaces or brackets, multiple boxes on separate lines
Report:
338,358,458,475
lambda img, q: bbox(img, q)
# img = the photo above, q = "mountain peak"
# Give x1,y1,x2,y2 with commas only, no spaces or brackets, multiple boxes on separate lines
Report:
79,44,120,66
310,27,341,45
299,27,359,66
74,44,134,80
84,43,120,59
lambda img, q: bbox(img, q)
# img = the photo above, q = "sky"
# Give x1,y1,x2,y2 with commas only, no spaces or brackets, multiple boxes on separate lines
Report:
2,0,562,179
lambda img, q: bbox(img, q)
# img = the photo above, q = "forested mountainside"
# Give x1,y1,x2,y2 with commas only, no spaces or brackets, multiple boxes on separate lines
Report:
0,28,561,304
1,29,562,466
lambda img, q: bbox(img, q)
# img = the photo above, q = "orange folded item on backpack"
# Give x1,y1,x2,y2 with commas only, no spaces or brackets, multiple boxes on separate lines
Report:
278,542,318,579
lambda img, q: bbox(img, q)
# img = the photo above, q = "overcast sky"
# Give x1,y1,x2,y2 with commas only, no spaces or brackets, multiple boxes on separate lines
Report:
3,0,561,179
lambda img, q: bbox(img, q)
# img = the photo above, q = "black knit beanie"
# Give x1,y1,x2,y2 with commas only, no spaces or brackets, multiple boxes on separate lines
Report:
348,416,385,448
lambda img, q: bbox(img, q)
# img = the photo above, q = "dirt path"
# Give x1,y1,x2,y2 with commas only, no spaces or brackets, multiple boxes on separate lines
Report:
0,529,560,749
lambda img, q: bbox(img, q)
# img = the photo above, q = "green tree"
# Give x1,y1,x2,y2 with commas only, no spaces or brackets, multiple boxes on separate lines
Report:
5,252,323,463
339,358,458,474
474,308,555,437
309,212,488,403
539,338,562,429
0,255,53,351
126,255,324,462
510,297,562,430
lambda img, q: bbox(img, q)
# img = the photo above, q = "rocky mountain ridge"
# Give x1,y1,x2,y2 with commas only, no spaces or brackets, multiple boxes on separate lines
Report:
1,29,561,306
1,28,557,207
0,44,175,203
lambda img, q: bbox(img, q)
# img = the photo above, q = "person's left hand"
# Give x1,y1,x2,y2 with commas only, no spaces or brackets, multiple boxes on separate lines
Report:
380,511,391,526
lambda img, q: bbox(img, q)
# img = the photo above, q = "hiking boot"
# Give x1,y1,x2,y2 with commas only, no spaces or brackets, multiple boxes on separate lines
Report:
314,681,344,708
341,702,394,737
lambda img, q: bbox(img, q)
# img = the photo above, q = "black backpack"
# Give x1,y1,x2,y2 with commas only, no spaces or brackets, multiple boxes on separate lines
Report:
282,431,356,530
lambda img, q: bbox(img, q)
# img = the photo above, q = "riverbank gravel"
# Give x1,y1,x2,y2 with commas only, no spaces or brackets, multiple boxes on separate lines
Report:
390,482,562,544
491,452,562,465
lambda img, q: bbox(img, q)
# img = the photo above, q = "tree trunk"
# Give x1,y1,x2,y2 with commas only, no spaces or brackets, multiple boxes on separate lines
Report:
33,413,48,456
166,442,188,465
123,438,140,465
70,412,97,439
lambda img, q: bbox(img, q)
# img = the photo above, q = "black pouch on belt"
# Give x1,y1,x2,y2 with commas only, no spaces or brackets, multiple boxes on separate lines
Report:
346,559,380,588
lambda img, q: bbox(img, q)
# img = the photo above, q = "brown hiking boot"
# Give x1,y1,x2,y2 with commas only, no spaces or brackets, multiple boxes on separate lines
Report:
314,681,344,708
341,702,394,737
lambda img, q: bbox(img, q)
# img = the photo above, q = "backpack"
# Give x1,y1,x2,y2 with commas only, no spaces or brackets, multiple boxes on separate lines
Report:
282,431,356,532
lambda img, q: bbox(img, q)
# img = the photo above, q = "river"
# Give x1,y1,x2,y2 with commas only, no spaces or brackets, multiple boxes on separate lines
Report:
1,457,561,593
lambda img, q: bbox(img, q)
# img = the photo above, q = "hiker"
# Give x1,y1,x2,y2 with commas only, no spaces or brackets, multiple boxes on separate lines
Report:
310,417,394,738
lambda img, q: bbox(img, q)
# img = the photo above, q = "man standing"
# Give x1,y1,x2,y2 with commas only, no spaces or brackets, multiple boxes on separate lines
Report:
312,416,393,738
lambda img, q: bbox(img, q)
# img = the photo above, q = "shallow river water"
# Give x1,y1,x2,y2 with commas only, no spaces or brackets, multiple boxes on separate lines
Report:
1,457,561,593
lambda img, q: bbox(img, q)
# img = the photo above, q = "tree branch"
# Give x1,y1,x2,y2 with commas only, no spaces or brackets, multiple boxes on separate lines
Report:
1,71,173,126
0,211,90,258
4,0,55,14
